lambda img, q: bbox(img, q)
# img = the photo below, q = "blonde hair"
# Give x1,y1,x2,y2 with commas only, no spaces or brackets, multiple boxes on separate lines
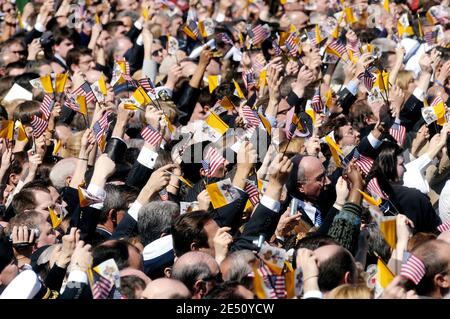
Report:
60,130,84,158
327,284,374,299
396,70,415,92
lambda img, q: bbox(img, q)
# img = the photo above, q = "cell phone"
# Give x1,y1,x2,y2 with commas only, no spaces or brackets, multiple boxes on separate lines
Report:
290,198,299,216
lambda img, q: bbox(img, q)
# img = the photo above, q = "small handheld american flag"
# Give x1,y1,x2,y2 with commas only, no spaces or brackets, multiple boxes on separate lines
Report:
92,112,110,144
138,78,156,96
141,125,163,146
72,82,96,104
400,254,426,285
244,181,260,206
92,273,113,299
39,94,55,120
30,115,48,138
242,105,260,128
203,147,226,177
358,69,376,92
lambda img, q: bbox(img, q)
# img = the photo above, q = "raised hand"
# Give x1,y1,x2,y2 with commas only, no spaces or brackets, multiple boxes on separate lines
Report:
275,208,302,239
213,226,233,265
197,189,211,211
388,86,405,119
68,240,92,273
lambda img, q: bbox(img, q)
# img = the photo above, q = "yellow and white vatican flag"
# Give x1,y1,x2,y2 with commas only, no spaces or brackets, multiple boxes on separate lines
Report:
197,111,229,142
422,96,447,126
206,178,240,209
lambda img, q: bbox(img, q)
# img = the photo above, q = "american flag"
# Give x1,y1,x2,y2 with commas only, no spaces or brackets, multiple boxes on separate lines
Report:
272,39,282,56
328,39,347,56
203,147,226,177
187,20,200,38
92,112,110,144
159,188,169,201
64,94,76,111
366,177,388,200
244,181,260,206
30,115,48,138
424,31,436,46
138,78,156,95
219,32,233,45
39,94,54,120
311,88,324,113
250,24,269,46
438,221,450,233
431,95,445,107
92,273,113,299
400,254,426,285
258,264,286,299
389,122,406,146
285,32,299,56
353,149,374,175
242,68,255,89
358,69,376,91
201,159,211,176
141,125,163,146
307,30,317,47
72,82,96,104
242,105,260,128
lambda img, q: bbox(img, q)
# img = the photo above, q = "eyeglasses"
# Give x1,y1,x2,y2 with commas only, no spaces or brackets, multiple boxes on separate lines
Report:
152,48,163,57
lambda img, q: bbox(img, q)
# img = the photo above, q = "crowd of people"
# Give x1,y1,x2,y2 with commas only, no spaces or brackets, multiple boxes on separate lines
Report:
1,0,450,300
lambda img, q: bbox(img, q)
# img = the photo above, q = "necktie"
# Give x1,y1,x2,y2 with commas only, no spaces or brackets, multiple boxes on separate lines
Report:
315,210,322,227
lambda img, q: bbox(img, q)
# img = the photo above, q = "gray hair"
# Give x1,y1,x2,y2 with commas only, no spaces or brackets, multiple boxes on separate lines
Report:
138,201,180,246
49,158,78,189
171,252,216,293
117,10,140,21
222,250,256,282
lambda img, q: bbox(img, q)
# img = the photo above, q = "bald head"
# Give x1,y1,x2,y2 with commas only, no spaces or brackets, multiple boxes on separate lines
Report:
172,251,219,276
49,157,78,189
280,11,309,30
141,278,191,299
298,156,323,181
171,252,220,298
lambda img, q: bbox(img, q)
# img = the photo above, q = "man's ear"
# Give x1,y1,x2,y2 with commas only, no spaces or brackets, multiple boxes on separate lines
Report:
65,176,72,186
435,273,450,289
164,267,172,278
70,64,79,74
344,271,351,284
109,209,117,224
298,182,305,194
190,241,199,251
193,280,207,298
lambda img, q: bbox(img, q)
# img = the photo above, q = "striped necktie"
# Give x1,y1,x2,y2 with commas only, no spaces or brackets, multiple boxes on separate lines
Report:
314,210,322,227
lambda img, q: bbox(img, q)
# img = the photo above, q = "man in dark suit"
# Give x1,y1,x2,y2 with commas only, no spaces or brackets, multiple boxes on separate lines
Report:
284,155,332,229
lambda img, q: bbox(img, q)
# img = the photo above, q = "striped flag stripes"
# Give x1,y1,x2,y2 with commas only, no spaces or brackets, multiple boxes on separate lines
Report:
242,105,260,128
400,254,426,285
30,115,48,138
39,94,54,120
328,39,347,56
203,147,226,177
141,125,163,146
72,82,96,104
389,122,406,146
138,78,156,95
353,149,374,175
92,273,113,299
311,88,324,113
366,177,388,200
437,221,450,233
244,181,260,206
358,69,376,92
92,112,110,144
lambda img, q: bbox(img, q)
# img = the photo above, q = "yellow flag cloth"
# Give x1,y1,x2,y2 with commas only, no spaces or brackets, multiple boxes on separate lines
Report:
41,75,54,94
206,179,239,209
344,7,357,24
49,207,61,229
233,80,245,99
0,120,14,140
55,73,68,93
98,73,107,95
208,75,221,93
53,139,61,156
76,95,88,116
377,257,394,289
324,135,343,168
305,103,316,125
205,112,229,136
383,0,390,13
358,189,382,207
14,121,28,142
380,216,397,249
